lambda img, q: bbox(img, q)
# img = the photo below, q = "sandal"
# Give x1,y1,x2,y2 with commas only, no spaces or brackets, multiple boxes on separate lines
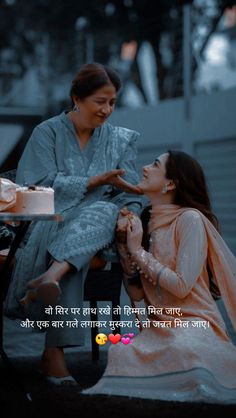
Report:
45,375,78,386
20,281,61,306
36,281,61,305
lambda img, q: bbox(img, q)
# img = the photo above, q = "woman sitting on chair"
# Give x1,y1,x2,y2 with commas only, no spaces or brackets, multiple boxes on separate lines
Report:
5,63,144,385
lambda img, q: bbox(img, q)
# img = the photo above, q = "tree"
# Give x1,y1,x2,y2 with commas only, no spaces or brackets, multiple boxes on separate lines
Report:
0,0,236,105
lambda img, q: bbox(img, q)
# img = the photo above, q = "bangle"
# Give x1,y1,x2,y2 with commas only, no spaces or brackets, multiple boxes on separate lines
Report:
130,247,144,258
156,265,166,282
123,271,138,279
156,266,166,301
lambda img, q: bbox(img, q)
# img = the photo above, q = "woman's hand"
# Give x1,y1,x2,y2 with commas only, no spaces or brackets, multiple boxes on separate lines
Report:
88,169,143,194
116,207,135,243
127,216,143,254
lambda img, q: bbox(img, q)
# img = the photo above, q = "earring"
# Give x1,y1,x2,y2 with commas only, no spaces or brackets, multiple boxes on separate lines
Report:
73,104,80,112
161,185,168,194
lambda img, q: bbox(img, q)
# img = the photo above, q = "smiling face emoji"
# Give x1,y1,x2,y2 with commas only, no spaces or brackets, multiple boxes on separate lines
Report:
95,333,108,345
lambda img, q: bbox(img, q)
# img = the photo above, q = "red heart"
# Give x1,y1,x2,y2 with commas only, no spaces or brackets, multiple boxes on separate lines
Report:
108,333,121,344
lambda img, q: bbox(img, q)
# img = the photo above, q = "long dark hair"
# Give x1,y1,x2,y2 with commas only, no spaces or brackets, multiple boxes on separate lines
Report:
141,150,219,249
141,150,220,299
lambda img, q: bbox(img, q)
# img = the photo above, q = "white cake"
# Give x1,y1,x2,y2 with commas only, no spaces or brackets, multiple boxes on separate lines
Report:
10,186,55,214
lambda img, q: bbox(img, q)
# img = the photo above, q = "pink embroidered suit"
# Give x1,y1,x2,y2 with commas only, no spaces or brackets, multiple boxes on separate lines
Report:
83,205,236,403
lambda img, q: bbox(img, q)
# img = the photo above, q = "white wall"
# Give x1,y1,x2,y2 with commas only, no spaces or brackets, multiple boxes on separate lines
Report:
110,87,236,153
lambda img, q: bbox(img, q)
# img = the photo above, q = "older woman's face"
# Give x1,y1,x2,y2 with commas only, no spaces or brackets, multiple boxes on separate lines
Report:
75,84,117,128
138,153,169,194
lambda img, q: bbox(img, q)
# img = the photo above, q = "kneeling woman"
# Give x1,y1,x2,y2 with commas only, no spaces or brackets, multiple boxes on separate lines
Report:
83,150,236,403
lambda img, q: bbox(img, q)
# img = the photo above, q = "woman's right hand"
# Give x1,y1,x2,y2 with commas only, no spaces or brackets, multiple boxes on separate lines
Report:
116,208,135,243
127,216,143,254
88,169,143,194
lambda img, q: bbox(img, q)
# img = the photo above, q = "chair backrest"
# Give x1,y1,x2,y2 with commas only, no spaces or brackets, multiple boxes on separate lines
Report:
84,263,123,302
84,263,123,360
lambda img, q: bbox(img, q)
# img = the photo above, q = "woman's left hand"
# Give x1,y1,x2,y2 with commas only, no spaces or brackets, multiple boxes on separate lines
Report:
116,207,133,242
88,169,143,194
127,216,143,254
112,174,143,195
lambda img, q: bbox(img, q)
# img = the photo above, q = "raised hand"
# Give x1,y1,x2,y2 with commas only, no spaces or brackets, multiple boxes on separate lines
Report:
127,216,143,254
116,207,135,243
88,169,143,194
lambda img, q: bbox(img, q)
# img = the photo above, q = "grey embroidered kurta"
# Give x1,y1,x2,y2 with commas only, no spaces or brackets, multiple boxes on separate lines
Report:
5,111,144,347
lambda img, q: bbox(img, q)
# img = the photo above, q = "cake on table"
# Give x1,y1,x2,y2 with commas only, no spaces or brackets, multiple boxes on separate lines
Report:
9,185,55,214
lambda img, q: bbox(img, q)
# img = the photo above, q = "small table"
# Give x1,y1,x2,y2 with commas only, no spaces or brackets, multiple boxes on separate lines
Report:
0,213,63,401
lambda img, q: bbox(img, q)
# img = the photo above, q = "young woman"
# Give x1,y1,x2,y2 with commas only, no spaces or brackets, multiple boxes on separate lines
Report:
83,150,236,403
4,63,144,384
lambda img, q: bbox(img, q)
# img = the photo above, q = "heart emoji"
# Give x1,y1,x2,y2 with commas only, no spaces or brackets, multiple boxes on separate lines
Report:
123,333,135,339
108,333,121,344
121,337,130,345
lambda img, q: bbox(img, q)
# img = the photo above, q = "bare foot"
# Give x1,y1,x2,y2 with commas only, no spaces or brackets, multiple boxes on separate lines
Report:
40,347,71,378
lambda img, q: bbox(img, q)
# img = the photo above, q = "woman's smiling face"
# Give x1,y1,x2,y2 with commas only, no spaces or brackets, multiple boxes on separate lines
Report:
74,84,117,128
138,153,170,194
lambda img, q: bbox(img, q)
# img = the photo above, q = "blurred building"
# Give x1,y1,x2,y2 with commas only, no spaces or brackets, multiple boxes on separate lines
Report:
0,0,236,255
194,5,236,92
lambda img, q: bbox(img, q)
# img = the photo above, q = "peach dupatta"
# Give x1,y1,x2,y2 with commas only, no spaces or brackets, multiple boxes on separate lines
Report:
149,205,236,332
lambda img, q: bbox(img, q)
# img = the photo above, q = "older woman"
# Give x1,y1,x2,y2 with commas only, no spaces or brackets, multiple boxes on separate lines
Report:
83,150,236,403
5,63,145,384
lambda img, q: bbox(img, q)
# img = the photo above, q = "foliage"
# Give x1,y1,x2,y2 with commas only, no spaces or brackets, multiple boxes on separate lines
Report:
0,0,235,104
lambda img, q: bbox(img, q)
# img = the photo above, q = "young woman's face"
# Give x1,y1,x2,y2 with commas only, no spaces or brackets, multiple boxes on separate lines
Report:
75,84,117,128
138,153,170,194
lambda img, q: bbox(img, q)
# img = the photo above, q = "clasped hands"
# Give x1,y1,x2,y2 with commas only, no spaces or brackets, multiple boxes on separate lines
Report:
116,207,143,255
88,169,143,195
